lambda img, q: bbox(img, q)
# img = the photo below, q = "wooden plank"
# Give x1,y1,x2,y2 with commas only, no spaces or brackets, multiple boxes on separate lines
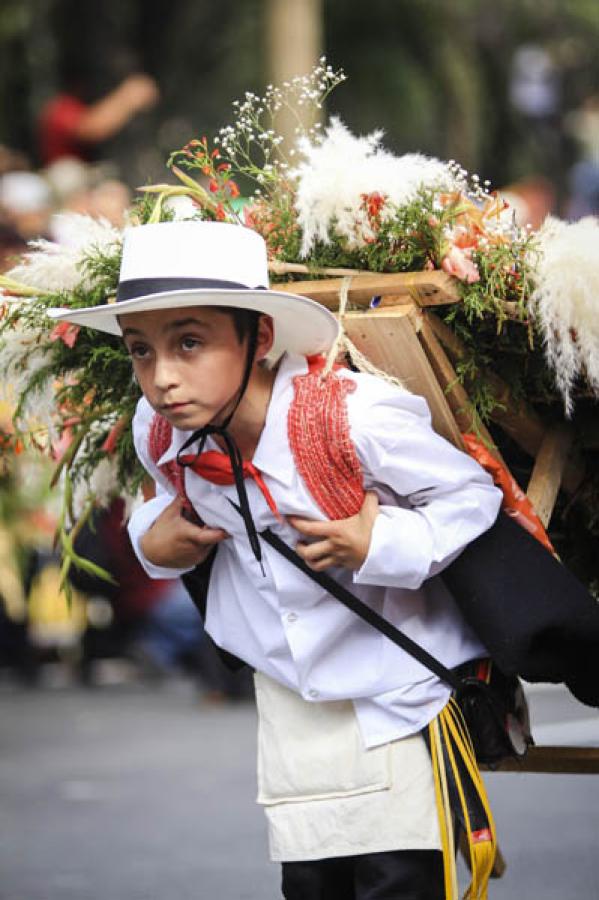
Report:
343,310,464,447
274,270,460,309
483,745,599,774
426,313,547,454
526,425,574,527
415,311,508,465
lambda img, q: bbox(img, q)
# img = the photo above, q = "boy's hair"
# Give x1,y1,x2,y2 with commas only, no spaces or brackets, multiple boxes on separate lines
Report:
214,307,261,344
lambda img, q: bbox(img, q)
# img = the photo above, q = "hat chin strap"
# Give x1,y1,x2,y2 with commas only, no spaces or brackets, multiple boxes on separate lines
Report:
176,320,265,572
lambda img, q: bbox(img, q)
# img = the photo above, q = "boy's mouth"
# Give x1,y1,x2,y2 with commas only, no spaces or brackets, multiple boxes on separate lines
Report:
162,401,191,412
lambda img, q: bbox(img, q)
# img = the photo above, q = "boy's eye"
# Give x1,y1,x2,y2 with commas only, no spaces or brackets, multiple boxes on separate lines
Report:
181,336,202,351
128,343,149,360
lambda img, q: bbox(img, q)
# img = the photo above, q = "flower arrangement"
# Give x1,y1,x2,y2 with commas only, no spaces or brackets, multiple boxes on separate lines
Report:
1,60,598,587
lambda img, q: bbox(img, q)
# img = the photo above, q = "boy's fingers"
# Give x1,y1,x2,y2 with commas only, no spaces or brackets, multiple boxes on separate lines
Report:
364,490,379,506
178,519,228,544
296,539,334,561
362,491,379,516
307,556,335,572
288,516,333,537
191,526,229,545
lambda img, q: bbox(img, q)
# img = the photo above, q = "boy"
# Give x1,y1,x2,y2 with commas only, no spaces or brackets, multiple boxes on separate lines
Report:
50,219,502,899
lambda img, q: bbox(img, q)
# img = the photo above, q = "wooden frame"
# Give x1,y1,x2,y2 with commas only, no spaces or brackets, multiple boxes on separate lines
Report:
282,274,596,781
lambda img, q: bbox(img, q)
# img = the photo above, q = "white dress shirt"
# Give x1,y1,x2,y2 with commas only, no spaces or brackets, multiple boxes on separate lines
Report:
129,352,502,749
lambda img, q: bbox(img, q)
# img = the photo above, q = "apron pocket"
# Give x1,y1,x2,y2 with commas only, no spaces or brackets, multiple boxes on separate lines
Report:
254,672,392,806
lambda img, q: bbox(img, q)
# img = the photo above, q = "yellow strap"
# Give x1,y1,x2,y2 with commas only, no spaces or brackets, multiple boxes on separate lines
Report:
429,718,459,900
439,704,497,900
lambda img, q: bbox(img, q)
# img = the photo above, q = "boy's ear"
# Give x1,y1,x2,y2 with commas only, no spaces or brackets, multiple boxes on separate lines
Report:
255,314,274,361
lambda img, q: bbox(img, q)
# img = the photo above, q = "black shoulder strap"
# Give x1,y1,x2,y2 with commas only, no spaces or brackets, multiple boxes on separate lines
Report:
259,523,462,692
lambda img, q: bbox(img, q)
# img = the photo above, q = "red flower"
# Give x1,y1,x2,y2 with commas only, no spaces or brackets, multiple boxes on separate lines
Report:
362,191,386,221
209,180,219,193
227,181,240,199
50,322,80,348
215,204,226,221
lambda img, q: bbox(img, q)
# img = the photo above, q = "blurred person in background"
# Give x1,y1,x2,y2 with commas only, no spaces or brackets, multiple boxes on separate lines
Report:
44,157,132,243
0,146,30,177
38,60,159,167
89,178,131,227
0,171,51,269
0,171,52,240
509,43,565,195
564,93,599,219
500,175,556,231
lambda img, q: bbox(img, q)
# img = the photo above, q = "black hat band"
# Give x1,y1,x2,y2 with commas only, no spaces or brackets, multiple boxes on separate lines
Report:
116,277,267,303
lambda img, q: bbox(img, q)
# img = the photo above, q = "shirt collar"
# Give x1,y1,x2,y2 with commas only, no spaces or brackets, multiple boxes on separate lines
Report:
155,352,308,485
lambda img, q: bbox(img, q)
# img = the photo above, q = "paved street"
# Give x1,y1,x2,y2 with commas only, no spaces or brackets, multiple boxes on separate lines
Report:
1,673,598,899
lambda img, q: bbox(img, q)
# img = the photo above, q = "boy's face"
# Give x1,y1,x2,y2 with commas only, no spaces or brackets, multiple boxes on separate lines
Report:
121,306,271,430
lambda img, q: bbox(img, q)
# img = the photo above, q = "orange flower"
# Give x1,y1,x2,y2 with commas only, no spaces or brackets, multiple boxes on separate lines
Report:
102,416,128,454
227,181,240,198
215,203,226,221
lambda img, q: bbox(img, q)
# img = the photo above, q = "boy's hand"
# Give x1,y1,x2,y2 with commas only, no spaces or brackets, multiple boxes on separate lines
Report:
288,492,379,572
140,496,229,569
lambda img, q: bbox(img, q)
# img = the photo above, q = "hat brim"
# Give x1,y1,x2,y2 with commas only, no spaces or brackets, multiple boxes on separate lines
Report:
47,287,340,359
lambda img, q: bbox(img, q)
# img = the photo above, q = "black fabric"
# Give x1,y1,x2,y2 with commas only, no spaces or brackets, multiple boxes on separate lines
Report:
116,277,266,302
442,511,599,706
281,850,444,900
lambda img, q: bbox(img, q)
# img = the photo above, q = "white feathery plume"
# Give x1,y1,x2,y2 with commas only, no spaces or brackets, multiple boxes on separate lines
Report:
0,324,57,437
122,488,145,522
72,456,121,521
293,118,459,254
530,215,599,415
5,214,121,294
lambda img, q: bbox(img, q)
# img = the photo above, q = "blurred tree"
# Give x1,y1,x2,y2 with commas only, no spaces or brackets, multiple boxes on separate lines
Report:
2,0,599,197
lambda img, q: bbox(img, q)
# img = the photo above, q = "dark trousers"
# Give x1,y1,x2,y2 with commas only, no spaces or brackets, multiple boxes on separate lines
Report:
281,849,444,900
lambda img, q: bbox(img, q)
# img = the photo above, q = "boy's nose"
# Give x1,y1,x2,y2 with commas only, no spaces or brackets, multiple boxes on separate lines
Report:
153,356,179,391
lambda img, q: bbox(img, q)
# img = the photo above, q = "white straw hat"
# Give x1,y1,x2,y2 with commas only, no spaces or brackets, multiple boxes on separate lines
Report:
48,220,339,359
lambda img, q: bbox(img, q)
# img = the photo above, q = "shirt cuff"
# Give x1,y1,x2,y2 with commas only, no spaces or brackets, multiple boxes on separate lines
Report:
353,507,433,590
128,495,194,580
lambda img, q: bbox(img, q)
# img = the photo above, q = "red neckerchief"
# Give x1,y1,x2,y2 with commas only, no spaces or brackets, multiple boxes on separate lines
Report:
177,448,281,520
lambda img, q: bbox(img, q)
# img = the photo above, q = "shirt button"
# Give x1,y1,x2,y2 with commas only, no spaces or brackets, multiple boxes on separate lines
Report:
287,612,298,623
308,689,319,699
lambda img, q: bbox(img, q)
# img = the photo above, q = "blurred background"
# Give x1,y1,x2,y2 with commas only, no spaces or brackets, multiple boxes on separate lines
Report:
2,0,599,234
1,3,598,898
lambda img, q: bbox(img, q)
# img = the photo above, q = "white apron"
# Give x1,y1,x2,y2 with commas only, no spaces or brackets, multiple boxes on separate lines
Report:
254,673,441,862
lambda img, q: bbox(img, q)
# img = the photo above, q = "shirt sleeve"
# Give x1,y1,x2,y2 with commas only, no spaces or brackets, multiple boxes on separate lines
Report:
127,397,195,580
347,376,503,590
